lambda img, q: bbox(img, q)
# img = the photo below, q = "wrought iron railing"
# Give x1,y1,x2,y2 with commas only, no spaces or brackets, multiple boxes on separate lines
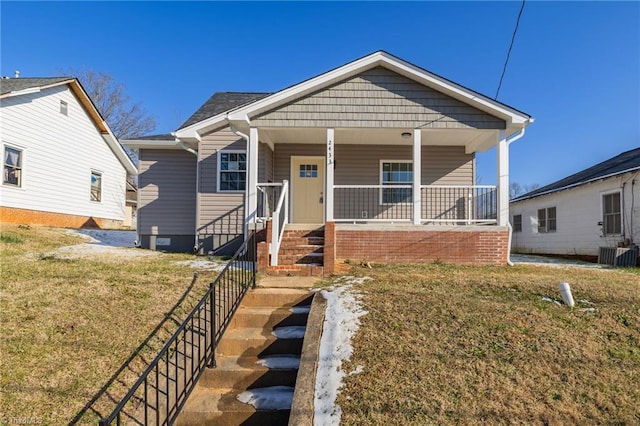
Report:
196,205,244,254
270,180,289,266
333,185,413,222
421,185,497,224
96,231,257,425
331,184,497,224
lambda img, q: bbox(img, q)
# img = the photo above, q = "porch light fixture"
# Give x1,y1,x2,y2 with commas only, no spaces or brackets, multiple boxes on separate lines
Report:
401,132,412,139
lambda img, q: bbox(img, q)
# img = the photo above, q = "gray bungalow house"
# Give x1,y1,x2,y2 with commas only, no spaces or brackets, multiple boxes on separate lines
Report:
124,51,533,275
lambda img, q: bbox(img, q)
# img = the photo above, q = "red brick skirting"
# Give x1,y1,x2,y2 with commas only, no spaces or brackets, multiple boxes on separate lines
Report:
331,223,509,266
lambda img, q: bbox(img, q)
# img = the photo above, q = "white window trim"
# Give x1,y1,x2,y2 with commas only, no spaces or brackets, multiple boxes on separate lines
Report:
379,159,413,205
3,143,25,189
537,206,557,233
90,169,103,203
601,189,623,236
216,150,247,193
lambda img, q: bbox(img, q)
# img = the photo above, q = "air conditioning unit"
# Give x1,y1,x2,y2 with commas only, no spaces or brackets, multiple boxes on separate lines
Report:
598,246,639,267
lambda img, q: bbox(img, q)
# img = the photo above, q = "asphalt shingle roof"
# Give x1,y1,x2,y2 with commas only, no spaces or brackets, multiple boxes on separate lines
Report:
513,147,640,202
0,77,72,95
178,92,271,130
127,133,175,141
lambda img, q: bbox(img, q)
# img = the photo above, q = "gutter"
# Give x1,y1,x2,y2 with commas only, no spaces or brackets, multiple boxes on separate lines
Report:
172,133,200,252
504,128,525,266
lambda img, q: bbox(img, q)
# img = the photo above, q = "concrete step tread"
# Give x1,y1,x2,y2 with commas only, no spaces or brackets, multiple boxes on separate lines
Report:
223,327,305,340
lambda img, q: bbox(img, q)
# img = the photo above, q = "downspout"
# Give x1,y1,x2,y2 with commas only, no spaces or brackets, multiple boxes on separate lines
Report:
229,122,250,239
173,134,200,252
504,127,526,266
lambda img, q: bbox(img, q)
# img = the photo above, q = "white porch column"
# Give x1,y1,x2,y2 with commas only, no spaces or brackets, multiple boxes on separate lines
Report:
413,129,422,225
246,127,259,228
497,130,509,226
326,128,335,222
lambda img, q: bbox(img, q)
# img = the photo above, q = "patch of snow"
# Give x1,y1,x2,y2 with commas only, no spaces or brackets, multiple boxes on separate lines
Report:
511,254,606,269
272,326,306,339
314,276,370,426
347,365,364,376
290,305,311,314
173,259,228,271
236,386,294,410
66,229,137,247
256,355,300,370
541,296,562,306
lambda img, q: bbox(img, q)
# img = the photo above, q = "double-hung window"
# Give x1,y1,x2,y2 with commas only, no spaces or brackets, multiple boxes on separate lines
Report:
218,151,246,192
537,207,556,233
512,214,522,232
380,161,412,204
3,146,22,187
90,171,102,202
602,192,621,235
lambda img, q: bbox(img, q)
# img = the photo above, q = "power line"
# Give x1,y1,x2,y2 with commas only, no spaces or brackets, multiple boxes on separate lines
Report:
495,0,526,100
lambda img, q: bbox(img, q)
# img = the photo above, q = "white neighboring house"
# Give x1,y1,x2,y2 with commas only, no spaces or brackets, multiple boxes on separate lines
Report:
510,147,640,264
0,76,137,229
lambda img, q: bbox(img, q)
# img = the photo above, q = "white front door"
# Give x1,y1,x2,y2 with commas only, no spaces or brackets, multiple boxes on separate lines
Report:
291,156,325,223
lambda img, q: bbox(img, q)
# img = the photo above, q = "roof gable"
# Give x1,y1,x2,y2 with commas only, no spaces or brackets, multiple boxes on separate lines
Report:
176,51,533,140
512,147,640,202
0,77,137,175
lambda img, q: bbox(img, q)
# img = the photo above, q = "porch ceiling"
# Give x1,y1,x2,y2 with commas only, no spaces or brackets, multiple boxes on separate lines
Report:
259,127,498,153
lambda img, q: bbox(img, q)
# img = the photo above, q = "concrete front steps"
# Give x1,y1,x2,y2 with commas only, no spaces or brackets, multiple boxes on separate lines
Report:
177,287,313,426
266,226,325,277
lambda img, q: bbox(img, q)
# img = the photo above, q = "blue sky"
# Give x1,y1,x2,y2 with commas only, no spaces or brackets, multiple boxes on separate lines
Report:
1,1,638,187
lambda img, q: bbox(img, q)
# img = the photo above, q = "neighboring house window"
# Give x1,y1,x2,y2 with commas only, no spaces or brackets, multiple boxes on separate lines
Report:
3,146,22,187
513,214,522,232
537,207,556,233
218,151,246,191
90,171,102,202
60,100,68,115
380,161,412,204
602,192,621,235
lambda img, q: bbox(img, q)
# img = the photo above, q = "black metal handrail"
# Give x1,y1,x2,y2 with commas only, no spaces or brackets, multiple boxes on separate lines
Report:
97,230,257,425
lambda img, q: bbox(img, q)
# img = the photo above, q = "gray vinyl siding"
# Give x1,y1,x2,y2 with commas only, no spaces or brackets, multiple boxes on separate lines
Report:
253,67,505,130
273,144,473,220
198,126,246,230
258,143,274,183
138,149,196,235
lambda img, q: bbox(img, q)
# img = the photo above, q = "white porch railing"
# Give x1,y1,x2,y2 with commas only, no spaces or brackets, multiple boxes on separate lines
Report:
256,182,284,221
332,184,497,224
269,180,289,266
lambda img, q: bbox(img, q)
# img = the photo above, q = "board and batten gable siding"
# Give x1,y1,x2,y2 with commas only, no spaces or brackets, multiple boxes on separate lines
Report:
0,85,127,221
510,173,640,257
252,67,506,130
138,149,196,235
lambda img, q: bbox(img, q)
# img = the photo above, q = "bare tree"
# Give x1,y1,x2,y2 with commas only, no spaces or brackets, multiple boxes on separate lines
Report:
510,182,540,199
63,69,156,166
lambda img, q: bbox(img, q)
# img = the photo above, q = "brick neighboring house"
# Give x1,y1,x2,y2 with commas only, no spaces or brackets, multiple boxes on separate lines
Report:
124,51,533,274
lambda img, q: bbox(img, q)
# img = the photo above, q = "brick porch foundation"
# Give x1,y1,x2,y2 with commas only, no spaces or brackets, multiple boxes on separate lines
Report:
326,222,509,268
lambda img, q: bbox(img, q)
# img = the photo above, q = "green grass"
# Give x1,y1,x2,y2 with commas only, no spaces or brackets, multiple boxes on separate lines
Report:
337,262,640,425
0,224,221,425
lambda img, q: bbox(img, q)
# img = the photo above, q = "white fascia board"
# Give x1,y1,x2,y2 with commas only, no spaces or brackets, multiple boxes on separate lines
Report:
175,112,228,139
103,134,137,175
121,139,183,150
228,51,532,126
227,53,387,122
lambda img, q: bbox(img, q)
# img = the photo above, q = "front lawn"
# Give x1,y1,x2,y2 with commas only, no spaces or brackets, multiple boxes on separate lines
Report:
338,262,640,424
0,224,219,425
